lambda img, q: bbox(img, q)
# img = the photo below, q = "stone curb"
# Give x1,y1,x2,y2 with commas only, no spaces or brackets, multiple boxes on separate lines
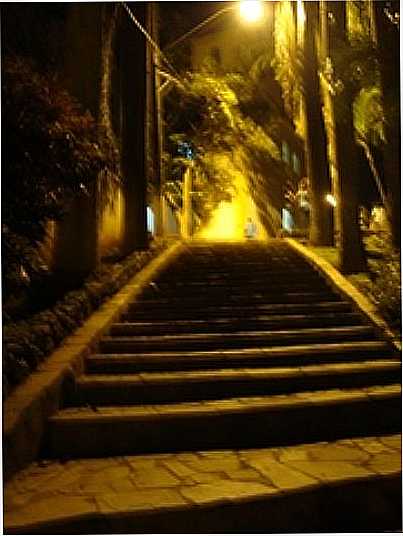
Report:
3,241,184,482
286,238,402,352
4,471,401,534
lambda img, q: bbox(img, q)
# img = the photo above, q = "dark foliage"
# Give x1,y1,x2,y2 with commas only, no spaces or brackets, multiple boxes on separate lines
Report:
2,55,118,298
371,248,401,332
3,241,167,398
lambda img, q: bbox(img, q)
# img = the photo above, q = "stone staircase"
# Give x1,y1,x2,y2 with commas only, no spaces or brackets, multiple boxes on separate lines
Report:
46,241,401,460
5,241,402,533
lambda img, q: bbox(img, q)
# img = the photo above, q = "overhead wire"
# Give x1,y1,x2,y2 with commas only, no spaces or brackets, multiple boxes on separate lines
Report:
121,2,187,91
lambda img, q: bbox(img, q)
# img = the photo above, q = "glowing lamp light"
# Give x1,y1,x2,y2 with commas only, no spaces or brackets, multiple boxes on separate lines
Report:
325,193,337,207
297,0,306,24
239,0,264,23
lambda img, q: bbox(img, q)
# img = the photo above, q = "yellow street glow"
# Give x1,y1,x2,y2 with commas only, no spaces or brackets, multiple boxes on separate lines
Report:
325,193,337,207
197,169,267,241
239,0,264,23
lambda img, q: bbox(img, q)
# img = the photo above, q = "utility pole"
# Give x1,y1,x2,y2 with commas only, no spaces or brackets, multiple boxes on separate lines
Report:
301,0,334,246
181,163,192,239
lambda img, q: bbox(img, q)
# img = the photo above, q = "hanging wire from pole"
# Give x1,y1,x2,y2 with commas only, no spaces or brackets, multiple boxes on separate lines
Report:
164,5,234,51
121,2,185,89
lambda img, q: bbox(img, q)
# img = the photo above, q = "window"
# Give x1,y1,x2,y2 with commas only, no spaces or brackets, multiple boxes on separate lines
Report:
292,153,300,175
281,141,290,164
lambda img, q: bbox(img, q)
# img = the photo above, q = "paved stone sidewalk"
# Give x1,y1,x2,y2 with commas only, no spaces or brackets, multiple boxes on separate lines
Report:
5,434,401,533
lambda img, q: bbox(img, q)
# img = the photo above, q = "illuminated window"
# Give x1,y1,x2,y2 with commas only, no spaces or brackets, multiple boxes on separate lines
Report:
147,206,155,235
281,141,290,164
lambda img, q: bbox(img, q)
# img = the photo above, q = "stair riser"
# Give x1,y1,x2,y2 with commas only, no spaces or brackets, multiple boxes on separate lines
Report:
5,475,401,534
109,314,363,336
98,331,375,353
122,303,354,321
86,348,396,373
140,283,332,300
154,274,327,287
128,294,342,309
46,397,401,459
75,369,401,406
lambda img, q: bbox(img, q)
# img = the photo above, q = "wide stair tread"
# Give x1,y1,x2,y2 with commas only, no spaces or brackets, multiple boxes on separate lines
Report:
131,292,343,307
5,434,401,534
48,384,401,458
110,312,364,335
99,325,376,353
76,360,401,406
123,300,355,321
86,341,398,373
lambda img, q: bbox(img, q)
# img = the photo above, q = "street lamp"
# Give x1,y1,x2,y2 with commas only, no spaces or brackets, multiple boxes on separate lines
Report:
239,0,265,23
164,1,265,52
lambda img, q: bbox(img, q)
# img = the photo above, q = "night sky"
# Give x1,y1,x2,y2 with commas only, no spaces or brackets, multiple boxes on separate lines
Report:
158,1,230,47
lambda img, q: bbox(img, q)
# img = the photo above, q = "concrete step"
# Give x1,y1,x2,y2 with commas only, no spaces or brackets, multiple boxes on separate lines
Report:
123,301,354,321
154,271,325,285
109,312,364,336
75,360,401,406
86,341,397,374
6,436,401,534
128,292,343,309
98,326,376,353
47,385,401,459
140,281,332,299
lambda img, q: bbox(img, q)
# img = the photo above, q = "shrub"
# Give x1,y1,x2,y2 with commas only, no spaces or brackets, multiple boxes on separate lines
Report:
370,248,401,332
2,54,119,298
3,241,167,398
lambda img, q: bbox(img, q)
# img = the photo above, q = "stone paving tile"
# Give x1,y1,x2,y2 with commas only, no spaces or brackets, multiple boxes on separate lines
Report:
278,446,311,462
5,495,98,528
379,435,402,451
245,459,319,491
224,468,263,481
352,437,395,454
77,466,132,493
366,452,402,476
4,434,402,530
190,472,229,484
365,384,401,398
177,454,242,474
239,449,279,463
160,459,196,478
307,443,371,462
306,389,368,404
130,465,181,488
96,488,189,514
180,480,275,505
10,462,86,494
287,460,374,483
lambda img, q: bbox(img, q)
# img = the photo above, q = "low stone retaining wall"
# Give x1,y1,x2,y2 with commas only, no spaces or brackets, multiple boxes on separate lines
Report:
3,242,184,481
286,238,401,352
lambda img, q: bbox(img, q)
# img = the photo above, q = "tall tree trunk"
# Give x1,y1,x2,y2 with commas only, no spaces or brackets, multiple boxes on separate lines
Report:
54,5,102,284
333,108,367,273
302,1,334,246
327,1,367,273
120,3,149,253
373,1,401,249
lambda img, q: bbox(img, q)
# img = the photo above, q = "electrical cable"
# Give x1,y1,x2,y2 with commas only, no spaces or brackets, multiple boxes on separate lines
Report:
164,5,234,51
121,2,185,87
